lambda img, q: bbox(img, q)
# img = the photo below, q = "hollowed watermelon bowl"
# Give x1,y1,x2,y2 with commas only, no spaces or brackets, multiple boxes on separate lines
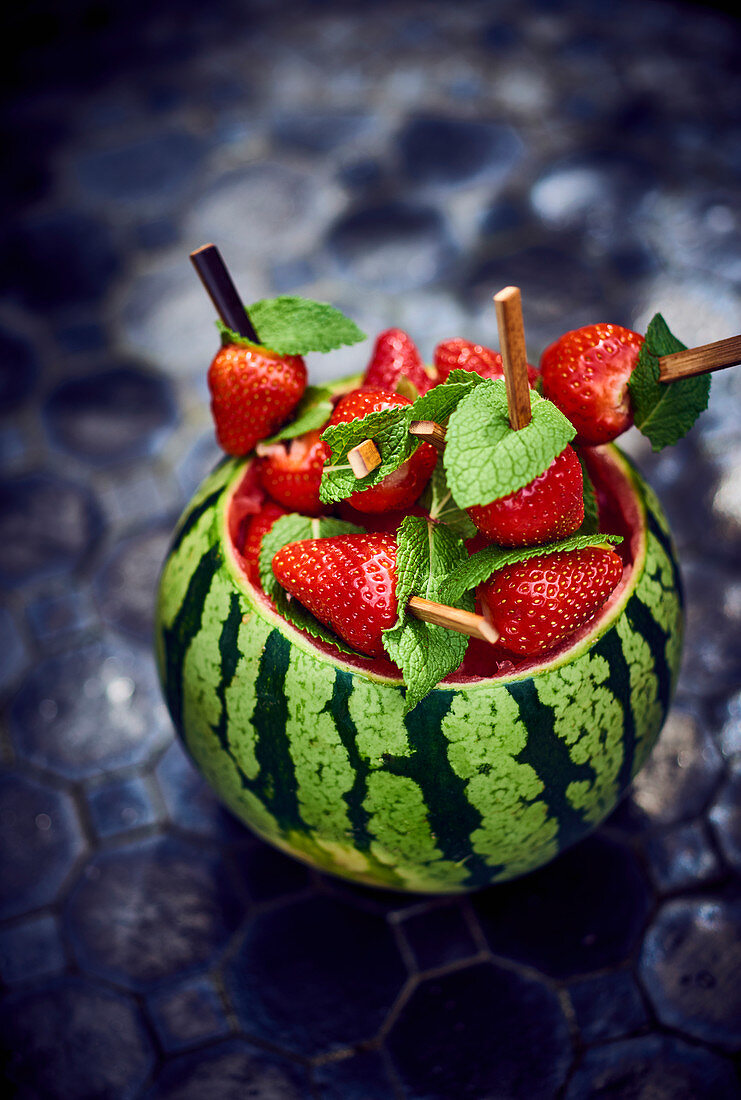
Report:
155,439,682,894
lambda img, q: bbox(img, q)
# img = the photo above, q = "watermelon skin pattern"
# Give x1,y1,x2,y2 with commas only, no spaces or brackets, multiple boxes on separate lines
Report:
155,450,683,894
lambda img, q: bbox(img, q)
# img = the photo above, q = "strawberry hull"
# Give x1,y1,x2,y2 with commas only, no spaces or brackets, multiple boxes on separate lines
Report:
155,447,682,893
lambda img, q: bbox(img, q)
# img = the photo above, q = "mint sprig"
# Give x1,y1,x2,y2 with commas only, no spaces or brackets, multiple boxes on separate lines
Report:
319,408,410,504
261,385,334,444
318,372,485,506
218,296,366,356
629,313,711,451
419,459,478,539
439,532,623,605
382,517,473,713
259,513,365,653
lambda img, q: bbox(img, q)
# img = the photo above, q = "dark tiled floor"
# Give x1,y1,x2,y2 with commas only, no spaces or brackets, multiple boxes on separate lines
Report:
1,1,740,1097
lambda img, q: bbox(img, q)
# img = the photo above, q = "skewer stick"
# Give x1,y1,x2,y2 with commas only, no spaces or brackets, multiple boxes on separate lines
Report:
658,334,741,383
408,597,500,644
190,243,259,342
347,439,382,478
409,420,447,452
494,286,532,430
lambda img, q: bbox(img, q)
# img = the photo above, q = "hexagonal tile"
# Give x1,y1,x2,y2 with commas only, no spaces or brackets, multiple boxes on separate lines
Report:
386,960,571,1099
0,977,154,1099
629,710,724,827
223,895,406,1056
708,763,741,871
565,1034,738,1099
0,772,86,920
147,976,231,1053
65,835,245,990
639,896,741,1049
567,970,648,1043
10,640,171,780
472,834,651,979
142,1039,310,1099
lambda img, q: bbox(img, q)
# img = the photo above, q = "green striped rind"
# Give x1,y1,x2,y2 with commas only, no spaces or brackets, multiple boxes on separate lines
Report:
155,448,683,893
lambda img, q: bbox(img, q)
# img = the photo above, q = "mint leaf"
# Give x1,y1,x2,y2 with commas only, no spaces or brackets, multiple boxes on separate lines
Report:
259,513,365,653
629,313,711,451
439,532,623,605
409,370,485,425
444,380,576,508
319,407,409,504
382,517,473,713
262,385,334,444
218,297,366,356
576,450,600,536
419,459,478,539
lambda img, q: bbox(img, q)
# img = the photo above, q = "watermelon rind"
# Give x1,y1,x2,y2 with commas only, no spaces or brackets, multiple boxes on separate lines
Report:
155,447,683,894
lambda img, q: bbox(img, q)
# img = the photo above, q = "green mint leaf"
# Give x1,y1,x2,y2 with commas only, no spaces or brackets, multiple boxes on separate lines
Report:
319,407,409,504
250,296,366,355
439,532,623,605
258,512,364,653
629,313,711,451
216,320,261,350
261,385,334,444
382,517,473,713
444,380,576,508
576,451,600,535
409,370,485,426
419,459,478,539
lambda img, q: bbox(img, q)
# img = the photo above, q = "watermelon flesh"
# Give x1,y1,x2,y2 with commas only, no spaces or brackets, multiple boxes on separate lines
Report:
156,445,683,893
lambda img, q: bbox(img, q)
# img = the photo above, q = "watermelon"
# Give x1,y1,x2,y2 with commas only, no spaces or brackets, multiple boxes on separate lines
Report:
155,445,682,894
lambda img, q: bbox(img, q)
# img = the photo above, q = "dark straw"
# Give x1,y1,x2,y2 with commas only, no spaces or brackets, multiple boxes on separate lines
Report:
189,243,259,341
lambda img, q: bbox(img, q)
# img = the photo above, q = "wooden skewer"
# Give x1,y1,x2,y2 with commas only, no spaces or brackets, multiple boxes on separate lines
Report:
494,285,531,430
190,243,259,342
408,596,500,644
409,420,447,453
659,334,741,383
348,439,382,478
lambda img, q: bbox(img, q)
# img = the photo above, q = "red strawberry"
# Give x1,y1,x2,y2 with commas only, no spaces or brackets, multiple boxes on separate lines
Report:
328,389,437,514
257,430,329,516
467,445,584,547
479,545,623,656
272,533,398,658
434,338,540,387
363,328,435,396
208,343,307,455
242,501,290,586
540,323,644,445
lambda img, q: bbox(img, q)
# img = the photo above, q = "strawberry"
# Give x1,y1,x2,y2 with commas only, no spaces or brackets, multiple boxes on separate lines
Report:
479,545,623,656
540,323,644,445
272,533,398,658
434,338,540,387
328,388,438,514
242,501,290,586
208,343,307,455
467,445,584,547
363,328,435,396
257,430,329,516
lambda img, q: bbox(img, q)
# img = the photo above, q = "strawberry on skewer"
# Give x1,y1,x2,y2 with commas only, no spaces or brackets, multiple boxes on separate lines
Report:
434,337,540,388
191,244,307,456
363,328,435,396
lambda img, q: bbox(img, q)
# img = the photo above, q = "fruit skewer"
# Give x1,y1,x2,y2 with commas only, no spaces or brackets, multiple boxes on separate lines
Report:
190,243,260,341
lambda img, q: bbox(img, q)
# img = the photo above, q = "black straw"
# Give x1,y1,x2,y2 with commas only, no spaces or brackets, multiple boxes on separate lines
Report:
189,243,259,342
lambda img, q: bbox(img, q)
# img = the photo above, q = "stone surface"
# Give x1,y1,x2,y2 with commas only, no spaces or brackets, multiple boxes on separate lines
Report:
0,978,155,1100
565,1035,739,1100
0,473,103,587
640,896,741,1049
10,640,171,779
142,1039,311,1100
224,895,406,1056
473,834,651,979
0,772,86,921
64,835,244,990
1,0,740,1093
387,961,571,1099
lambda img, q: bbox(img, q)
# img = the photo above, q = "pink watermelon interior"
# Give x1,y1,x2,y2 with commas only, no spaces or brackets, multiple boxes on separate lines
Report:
227,445,642,682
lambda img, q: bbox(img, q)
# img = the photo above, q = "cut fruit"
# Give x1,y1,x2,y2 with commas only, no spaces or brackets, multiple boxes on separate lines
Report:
156,435,683,894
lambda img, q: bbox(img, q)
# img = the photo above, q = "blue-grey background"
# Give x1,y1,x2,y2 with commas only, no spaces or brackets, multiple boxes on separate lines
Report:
1,1,740,1096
